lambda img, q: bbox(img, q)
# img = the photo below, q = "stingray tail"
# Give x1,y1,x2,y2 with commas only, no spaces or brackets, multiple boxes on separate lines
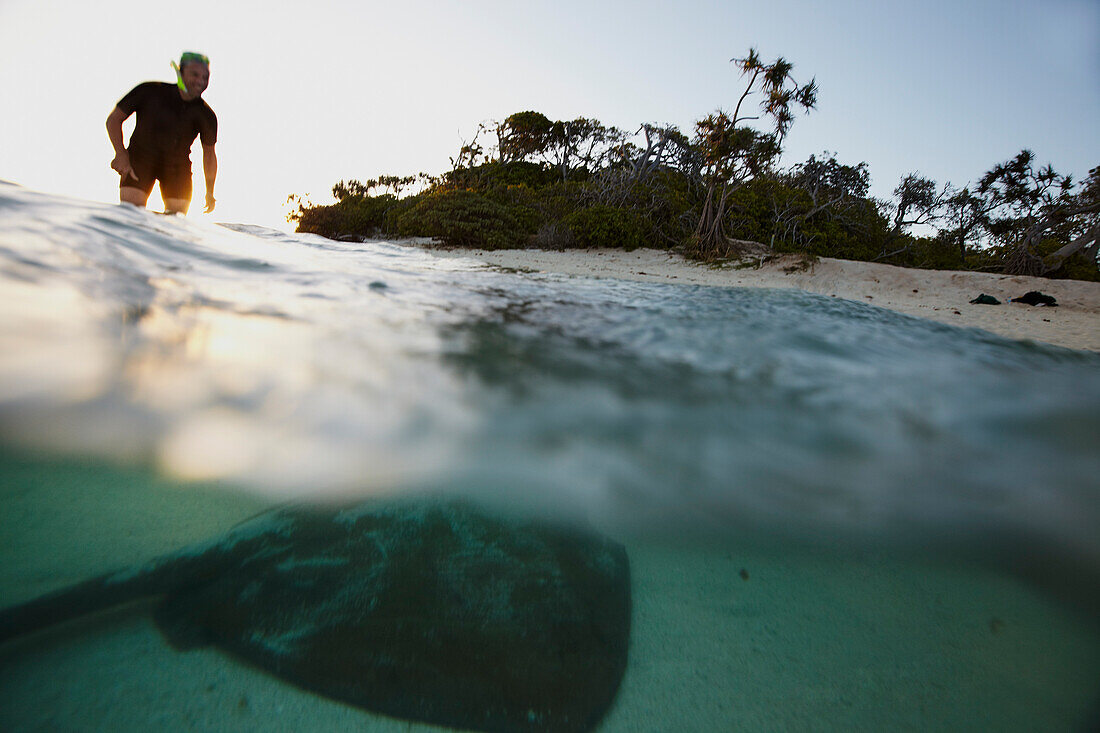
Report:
0,551,218,645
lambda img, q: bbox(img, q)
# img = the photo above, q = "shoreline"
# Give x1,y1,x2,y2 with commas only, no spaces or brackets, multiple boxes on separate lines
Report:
415,244,1100,352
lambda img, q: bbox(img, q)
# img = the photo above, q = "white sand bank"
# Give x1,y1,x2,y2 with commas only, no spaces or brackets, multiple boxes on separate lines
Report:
422,246,1100,352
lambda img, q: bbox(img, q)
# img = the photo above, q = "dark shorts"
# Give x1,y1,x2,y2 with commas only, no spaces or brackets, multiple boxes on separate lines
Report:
120,148,192,200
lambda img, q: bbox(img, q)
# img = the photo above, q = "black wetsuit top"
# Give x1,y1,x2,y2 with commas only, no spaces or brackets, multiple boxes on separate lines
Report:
117,82,217,161
115,82,217,197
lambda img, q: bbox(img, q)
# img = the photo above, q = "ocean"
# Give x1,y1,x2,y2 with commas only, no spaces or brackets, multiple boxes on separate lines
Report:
1,180,1098,731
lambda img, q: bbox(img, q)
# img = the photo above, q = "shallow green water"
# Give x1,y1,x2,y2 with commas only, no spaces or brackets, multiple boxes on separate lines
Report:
2,450,1098,732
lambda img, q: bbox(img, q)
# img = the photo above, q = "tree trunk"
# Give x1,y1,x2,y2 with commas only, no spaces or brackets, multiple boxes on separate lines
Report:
1042,225,1099,274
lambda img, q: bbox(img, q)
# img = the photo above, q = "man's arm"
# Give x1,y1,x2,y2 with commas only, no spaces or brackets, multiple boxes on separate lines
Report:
202,144,217,213
106,106,138,183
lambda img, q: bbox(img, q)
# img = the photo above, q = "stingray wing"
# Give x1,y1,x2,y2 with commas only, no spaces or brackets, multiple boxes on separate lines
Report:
0,505,298,645
156,500,631,733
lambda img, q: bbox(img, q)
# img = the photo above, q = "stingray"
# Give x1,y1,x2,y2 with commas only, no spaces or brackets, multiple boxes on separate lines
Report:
0,498,631,733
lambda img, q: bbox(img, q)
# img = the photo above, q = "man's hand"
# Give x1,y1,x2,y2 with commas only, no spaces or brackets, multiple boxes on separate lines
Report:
204,192,216,214
111,151,138,183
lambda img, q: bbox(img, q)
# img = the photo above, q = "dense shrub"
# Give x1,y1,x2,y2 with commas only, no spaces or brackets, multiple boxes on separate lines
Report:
294,194,396,240
446,161,560,189
480,183,545,235
724,179,887,261
531,220,575,248
880,236,967,271
627,170,697,247
393,189,529,249
565,205,648,250
723,179,777,245
1050,252,1100,282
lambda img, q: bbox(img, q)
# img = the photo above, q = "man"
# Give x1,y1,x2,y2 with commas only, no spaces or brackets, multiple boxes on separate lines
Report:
106,52,218,215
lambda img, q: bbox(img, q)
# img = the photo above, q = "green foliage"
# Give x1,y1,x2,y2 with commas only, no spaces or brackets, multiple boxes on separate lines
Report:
498,111,554,163
1030,237,1100,282
287,50,1096,282
393,189,529,249
565,205,647,251
496,111,626,181
293,194,396,240
723,176,886,261
630,169,697,247
1049,252,1100,282
884,236,967,271
446,161,560,190
730,48,817,142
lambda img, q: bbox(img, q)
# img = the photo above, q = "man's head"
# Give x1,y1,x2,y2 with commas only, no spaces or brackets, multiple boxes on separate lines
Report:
177,51,210,99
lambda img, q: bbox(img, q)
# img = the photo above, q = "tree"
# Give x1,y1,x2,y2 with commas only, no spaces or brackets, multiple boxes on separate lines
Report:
977,150,1075,274
333,175,420,201
450,122,492,173
579,123,699,235
545,117,624,180
629,124,697,182
927,152,1098,276
1021,164,1099,275
332,179,374,201
497,111,554,164
689,48,818,258
874,173,951,261
937,186,994,265
889,174,946,234
494,112,626,181
762,153,871,251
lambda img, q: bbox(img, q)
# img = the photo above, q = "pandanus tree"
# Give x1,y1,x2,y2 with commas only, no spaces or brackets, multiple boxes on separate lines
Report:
689,48,818,258
976,151,1097,276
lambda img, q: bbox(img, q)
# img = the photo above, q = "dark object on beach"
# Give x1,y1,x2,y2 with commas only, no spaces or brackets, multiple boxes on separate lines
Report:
1011,291,1058,306
969,294,1001,305
0,499,631,733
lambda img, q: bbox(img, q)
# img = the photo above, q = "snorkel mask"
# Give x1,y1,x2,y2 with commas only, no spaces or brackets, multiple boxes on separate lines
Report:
171,52,210,94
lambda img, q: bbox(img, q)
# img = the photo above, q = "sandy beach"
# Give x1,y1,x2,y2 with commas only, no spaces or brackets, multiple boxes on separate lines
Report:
421,246,1100,353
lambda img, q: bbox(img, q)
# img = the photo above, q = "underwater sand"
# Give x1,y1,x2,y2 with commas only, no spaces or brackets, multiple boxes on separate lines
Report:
2,452,1098,732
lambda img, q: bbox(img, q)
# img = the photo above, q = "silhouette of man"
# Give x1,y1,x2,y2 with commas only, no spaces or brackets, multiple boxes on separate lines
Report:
106,52,218,214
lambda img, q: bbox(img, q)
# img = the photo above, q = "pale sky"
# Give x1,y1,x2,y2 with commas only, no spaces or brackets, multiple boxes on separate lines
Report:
1,0,1097,229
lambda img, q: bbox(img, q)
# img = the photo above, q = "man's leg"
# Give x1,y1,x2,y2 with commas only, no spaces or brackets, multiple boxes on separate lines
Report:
161,166,193,215
163,197,191,215
120,186,150,207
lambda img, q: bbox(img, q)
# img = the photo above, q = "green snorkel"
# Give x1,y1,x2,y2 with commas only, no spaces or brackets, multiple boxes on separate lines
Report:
172,52,210,95
171,61,187,93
